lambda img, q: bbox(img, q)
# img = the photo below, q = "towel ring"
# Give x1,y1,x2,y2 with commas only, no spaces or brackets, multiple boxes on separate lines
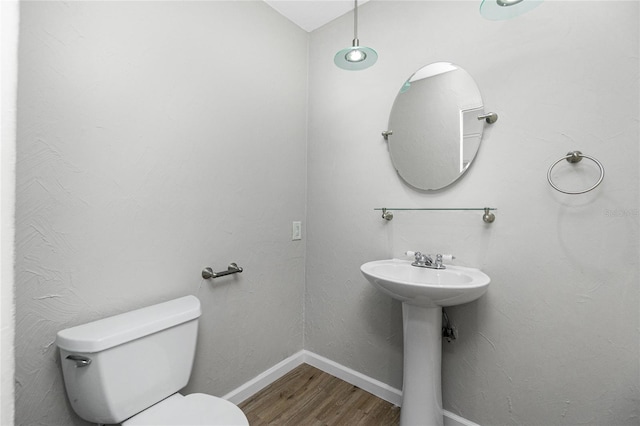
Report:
547,151,604,195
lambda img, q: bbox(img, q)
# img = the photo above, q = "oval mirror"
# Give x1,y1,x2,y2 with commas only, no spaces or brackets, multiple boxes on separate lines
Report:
387,62,489,191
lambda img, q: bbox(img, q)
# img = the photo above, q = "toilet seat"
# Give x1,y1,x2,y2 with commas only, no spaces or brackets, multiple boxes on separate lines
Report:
122,393,249,426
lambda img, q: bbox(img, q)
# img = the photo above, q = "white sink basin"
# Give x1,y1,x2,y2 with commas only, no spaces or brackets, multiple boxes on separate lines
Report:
360,258,490,307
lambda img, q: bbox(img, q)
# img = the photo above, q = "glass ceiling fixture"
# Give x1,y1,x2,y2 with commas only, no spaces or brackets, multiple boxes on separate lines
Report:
480,0,543,20
334,0,377,71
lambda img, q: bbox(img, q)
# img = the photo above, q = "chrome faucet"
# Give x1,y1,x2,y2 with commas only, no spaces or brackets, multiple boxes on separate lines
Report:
410,251,433,268
406,251,452,269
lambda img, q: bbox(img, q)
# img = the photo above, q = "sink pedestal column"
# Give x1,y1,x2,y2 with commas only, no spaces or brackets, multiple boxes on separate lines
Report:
401,303,443,426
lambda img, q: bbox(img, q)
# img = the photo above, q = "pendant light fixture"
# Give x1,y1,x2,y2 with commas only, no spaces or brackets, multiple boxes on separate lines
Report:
480,0,543,20
334,0,377,71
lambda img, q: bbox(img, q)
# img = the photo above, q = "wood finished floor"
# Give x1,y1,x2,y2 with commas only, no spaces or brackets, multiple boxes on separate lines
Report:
238,363,401,425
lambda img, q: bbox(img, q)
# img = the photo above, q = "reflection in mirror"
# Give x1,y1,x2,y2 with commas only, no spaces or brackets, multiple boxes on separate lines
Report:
387,62,487,191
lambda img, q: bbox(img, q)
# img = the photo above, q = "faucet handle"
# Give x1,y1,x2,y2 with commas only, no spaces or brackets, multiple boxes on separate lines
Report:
406,252,454,260
405,251,426,261
433,254,455,269
406,251,433,267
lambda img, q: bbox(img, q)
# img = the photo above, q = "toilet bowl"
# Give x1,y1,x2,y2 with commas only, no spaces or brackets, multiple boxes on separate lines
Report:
123,393,247,426
56,295,249,426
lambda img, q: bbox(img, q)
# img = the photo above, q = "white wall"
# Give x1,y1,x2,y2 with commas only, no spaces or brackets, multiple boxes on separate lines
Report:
306,1,639,425
13,1,640,425
1,1,18,424
15,1,307,424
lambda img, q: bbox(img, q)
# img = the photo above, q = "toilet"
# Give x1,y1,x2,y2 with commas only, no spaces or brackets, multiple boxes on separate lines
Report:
56,295,249,426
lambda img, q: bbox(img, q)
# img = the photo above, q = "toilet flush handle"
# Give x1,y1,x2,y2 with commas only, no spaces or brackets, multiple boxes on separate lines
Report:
66,355,92,367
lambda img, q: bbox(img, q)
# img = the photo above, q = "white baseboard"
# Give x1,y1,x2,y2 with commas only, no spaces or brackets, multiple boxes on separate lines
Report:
444,410,480,426
222,349,478,426
222,350,305,405
301,350,403,406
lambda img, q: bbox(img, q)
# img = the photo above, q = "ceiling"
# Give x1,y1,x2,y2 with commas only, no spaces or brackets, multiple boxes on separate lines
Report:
263,0,371,33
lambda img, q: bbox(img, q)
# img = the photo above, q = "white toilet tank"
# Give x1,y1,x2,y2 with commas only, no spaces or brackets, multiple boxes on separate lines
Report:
56,295,202,424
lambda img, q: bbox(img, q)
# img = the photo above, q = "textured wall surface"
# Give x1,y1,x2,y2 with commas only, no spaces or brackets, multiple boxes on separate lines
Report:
306,1,639,425
1,1,19,424
15,2,307,424
14,1,640,425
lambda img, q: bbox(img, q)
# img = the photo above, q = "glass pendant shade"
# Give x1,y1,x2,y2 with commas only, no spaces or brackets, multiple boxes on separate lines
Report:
480,0,543,20
334,42,378,71
334,0,377,71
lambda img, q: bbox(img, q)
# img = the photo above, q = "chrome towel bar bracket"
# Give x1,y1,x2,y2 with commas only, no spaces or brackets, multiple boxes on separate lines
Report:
547,151,604,195
202,263,243,279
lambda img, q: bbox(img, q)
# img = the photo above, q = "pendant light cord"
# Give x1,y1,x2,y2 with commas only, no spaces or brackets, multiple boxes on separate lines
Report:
353,0,359,44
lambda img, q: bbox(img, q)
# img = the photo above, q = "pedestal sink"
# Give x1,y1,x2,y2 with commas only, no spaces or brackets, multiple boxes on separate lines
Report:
360,258,490,426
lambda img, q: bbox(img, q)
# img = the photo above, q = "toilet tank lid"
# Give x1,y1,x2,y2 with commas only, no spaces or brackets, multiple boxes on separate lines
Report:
56,295,201,353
